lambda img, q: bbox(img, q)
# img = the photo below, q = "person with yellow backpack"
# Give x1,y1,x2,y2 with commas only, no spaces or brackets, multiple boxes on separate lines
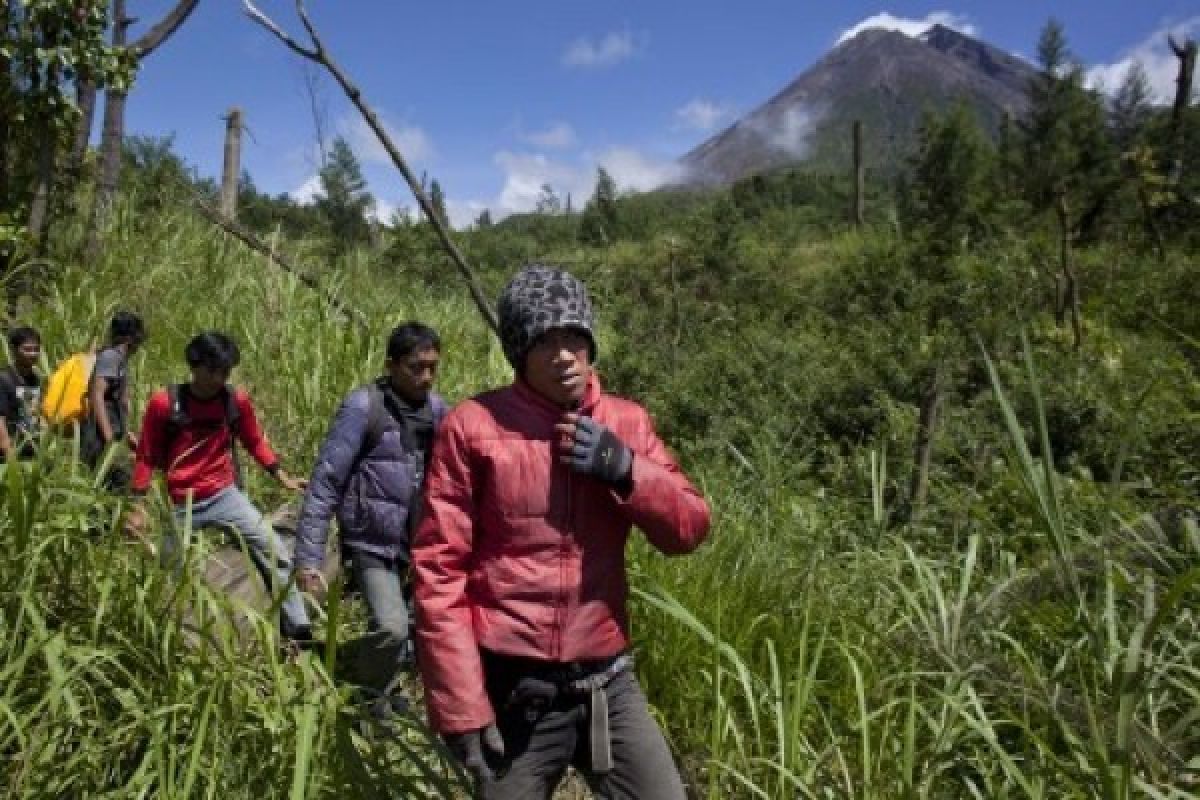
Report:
42,312,146,487
42,347,94,434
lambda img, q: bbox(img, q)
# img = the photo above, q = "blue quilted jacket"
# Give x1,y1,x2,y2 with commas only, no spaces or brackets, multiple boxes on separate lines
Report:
294,385,447,569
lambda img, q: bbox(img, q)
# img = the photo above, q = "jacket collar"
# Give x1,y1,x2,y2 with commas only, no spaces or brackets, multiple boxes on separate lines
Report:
513,370,602,418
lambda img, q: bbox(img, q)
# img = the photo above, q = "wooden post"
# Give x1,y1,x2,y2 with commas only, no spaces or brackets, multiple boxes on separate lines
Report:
852,120,865,227
219,107,243,220
1167,35,1197,186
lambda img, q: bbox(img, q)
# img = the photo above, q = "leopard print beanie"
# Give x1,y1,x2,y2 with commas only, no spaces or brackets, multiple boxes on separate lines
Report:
497,264,596,370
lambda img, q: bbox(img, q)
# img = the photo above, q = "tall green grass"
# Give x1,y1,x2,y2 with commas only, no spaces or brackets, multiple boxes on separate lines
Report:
3,196,1196,797
631,340,1198,798
2,198,498,796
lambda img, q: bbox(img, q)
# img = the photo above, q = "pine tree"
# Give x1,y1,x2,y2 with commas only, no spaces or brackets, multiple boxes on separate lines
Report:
1023,19,1117,226
535,183,562,214
908,104,996,262
1110,61,1153,154
579,167,619,246
316,136,373,257
428,179,449,228
1022,19,1119,346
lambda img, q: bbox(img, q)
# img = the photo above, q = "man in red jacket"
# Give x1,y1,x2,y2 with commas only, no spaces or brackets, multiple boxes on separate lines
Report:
126,331,312,642
413,265,710,798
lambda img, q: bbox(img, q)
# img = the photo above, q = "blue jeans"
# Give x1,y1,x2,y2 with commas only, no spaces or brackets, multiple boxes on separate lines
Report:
168,486,311,638
348,548,413,696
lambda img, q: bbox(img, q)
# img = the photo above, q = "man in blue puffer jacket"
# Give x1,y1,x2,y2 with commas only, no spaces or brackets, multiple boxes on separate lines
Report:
293,322,447,704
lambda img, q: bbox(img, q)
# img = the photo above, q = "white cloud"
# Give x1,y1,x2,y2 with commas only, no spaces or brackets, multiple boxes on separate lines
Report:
339,113,433,166
522,121,577,149
835,11,977,45
674,99,733,132
766,107,821,157
368,198,409,225
289,173,322,204
1086,17,1200,103
562,30,640,68
446,199,490,229
493,151,589,215
485,146,680,219
592,147,684,192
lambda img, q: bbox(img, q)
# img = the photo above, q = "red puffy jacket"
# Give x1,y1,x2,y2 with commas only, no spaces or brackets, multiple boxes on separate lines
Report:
413,373,711,734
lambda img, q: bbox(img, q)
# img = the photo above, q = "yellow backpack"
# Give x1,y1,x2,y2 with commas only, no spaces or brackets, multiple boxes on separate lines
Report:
42,351,96,427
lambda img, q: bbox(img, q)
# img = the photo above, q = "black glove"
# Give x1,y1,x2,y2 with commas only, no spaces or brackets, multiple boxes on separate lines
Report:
444,723,505,784
565,416,633,486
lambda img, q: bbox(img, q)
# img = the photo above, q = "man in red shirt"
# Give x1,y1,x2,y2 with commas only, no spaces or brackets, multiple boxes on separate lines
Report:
413,265,711,798
126,331,311,642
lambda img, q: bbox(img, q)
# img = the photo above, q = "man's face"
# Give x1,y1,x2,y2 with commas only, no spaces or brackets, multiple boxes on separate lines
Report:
190,364,232,399
523,328,592,409
14,340,40,371
387,346,440,405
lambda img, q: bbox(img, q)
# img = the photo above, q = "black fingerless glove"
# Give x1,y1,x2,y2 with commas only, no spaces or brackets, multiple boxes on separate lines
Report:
567,416,633,486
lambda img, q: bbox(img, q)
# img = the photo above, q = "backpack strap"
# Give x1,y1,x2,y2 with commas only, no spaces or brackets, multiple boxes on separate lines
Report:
166,384,188,432
360,380,392,460
222,386,243,488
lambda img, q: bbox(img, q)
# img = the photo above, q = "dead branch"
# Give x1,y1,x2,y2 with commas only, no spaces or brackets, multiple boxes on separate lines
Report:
132,0,201,58
243,0,500,336
190,198,369,331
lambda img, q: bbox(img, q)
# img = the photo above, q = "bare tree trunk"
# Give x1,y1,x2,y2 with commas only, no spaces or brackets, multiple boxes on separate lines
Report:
219,107,243,220
0,0,11,214
84,0,131,259
908,363,944,521
1056,193,1083,350
1053,270,1067,327
85,0,201,258
26,130,54,246
27,46,63,256
1166,35,1197,187
67,78,98,181
0,1,16,303
852,120,865,227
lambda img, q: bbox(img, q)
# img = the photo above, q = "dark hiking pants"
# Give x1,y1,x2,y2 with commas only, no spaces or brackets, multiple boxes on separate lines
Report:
478,655,686,800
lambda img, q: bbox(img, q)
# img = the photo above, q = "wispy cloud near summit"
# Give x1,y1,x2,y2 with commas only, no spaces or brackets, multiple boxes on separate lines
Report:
674,99,733,132
835,11,977,45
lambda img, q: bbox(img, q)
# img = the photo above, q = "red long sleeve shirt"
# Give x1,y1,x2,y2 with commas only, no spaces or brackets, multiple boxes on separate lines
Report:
131,387,278,503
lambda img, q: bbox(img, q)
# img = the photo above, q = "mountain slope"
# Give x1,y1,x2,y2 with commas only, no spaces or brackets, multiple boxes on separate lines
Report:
681,26,1036,184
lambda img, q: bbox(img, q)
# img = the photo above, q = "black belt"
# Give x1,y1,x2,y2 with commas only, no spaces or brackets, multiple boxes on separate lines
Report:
483,651,633,773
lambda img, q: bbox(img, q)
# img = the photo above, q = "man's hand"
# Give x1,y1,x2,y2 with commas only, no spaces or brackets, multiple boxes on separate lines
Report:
443,723,505,785
126,431,139,450
555,413,633,487
275,469,308,493
295,567,325,596
124,503,148,537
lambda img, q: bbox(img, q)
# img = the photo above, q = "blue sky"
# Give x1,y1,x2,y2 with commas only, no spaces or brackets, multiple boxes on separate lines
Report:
122,1,1200,225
